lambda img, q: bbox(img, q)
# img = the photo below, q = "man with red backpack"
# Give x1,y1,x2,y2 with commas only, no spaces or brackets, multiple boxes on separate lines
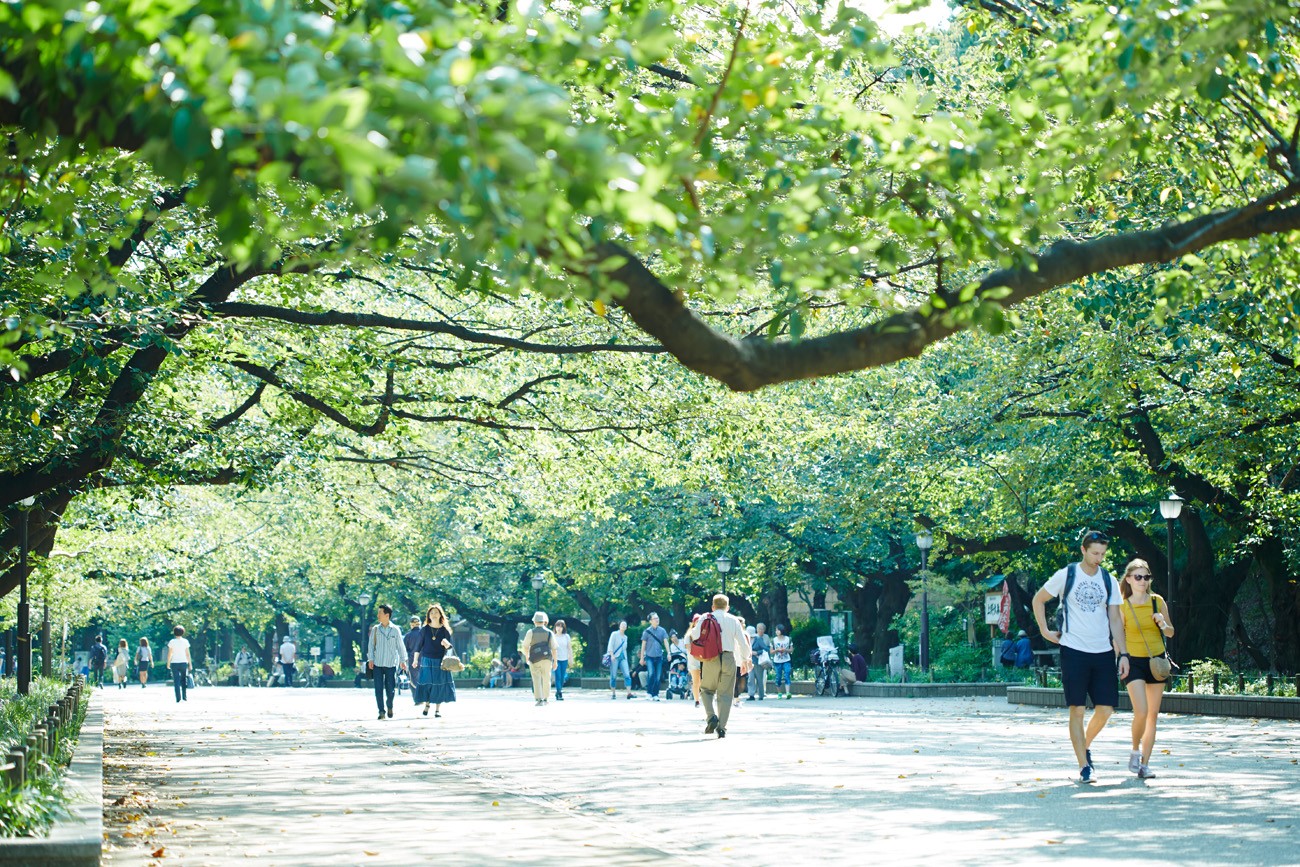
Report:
686,594,749,739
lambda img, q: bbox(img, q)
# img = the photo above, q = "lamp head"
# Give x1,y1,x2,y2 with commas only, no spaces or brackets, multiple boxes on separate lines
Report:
1159,492,1184,521
915,530,933,551
358,591,372,607
531,574,545,591
715,555,732,574
19,496,36,508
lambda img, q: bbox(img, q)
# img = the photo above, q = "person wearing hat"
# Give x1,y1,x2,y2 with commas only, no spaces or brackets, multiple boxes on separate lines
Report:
1013,629,1034,668
402,615,422,702
520,612,558,706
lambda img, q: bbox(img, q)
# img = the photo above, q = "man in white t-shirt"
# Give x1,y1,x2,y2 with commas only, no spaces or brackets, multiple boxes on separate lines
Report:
279,636,298,688
685,594,751,739
165,625,192,703
1033,530,1130,783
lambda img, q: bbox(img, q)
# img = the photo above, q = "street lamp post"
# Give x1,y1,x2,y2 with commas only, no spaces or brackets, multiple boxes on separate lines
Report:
1159,492,1184,653
16,496,36,695
715,555,733,596
916,530,934,673
357,591,372,667
531,574,545,611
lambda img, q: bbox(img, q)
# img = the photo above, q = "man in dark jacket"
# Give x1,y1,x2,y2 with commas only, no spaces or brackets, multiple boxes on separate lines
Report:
89,636,108,686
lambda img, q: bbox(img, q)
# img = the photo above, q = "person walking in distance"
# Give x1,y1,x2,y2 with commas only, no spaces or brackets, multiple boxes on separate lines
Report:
112,639,130,689
686,614,704,706
135,637,152,688
607,621,634,700
234,646,255,687
552,619,572,701
521,612,559,706
1033,530,1129,782
403,615,422,705
686,594,750,739
412,604,456,718
367,603,410,720
278,634,297,688
748,623,771,701
89,635,108,686
640,612,669,701
771,624,793,699
166,626,192,703
1118,558,1176,779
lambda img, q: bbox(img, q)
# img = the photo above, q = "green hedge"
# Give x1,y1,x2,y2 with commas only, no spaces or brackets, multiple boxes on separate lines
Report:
0,677,87,837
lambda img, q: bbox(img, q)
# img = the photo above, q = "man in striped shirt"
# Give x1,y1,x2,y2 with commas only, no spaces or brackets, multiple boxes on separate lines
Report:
367,604,410,720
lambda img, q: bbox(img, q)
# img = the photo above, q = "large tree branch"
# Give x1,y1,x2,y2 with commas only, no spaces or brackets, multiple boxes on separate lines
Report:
0,262,294,506
602,198,1300,392
213,302,662,355
230,360,394,437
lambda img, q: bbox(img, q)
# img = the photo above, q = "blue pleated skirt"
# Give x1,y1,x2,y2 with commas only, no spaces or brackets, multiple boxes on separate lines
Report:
414,657,457,705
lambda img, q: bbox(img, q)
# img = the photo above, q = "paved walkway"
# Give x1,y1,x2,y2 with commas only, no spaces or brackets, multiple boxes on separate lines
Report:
99,685,1300,866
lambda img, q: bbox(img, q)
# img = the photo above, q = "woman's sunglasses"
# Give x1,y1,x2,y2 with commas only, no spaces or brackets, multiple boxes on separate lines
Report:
1131,574,1152,581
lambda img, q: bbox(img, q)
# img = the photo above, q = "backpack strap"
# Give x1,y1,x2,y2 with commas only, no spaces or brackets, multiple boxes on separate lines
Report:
1060,562,1077,634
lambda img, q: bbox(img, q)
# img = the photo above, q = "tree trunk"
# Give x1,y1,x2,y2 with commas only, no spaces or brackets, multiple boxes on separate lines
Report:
1256,536,1299,671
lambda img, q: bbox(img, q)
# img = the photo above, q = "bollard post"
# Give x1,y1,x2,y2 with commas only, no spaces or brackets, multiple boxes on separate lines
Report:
49,704,61,730
28,733,41,764
1186,673,1195,693
1294,674,1299,697
1238,672,1246,693
1212,672,1220,694
47,715,59,752
1266,673,1274,695
7,747,26,787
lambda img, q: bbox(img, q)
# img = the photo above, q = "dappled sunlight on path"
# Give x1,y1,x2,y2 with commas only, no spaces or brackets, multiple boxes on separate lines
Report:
101,687,1300,865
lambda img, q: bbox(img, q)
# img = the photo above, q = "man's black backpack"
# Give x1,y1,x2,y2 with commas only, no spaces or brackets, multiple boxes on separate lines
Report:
1053,562,1115,634
89,643,107,667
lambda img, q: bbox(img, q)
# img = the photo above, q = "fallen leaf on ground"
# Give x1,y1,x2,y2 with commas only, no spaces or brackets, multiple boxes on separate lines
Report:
151,847,166,857
491,801,499,807
605,808,617,814
364,851,380,856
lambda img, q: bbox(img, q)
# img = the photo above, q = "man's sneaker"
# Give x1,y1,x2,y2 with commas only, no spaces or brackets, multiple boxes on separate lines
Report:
716,728,726,739
1128,750,1142,773
377,712,385,720
1085,749,1093,768
1078,765,1094,783
1138,765,1156,779
705,714,719,734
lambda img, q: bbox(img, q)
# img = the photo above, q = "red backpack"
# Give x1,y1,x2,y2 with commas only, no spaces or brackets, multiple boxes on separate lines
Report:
691,614,723,660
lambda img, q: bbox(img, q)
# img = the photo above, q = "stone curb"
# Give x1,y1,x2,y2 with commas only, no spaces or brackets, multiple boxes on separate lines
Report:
0,690,102,866
1007,685,1300,719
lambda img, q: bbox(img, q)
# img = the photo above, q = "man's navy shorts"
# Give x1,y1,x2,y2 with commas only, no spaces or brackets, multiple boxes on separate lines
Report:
1059,645,1119,708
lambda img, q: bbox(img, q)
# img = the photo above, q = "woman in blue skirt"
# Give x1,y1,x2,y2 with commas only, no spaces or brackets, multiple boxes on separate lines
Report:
413,604,457,717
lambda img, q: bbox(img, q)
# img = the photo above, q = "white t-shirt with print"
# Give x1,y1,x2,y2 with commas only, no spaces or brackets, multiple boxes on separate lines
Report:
1043,563,1121,654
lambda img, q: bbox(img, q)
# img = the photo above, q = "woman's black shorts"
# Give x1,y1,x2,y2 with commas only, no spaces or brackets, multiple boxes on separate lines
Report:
1122,655,1168,686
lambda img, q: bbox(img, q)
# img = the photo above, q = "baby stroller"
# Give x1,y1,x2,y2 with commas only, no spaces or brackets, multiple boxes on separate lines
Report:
665,650,691,699
811,636,842,697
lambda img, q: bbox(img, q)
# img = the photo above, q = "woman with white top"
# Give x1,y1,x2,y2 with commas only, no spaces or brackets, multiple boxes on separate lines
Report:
112,639,130,688
136,637,153,688
553,619,573,701
771,624,794,699
607,621,634,700
166,625,192,703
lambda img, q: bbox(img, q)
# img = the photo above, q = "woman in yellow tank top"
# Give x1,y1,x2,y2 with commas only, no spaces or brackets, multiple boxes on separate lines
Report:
1119,558,1176,779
